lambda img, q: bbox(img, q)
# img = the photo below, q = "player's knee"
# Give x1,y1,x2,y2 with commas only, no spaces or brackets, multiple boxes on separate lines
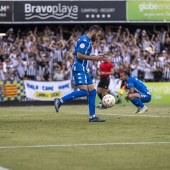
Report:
80,89,89,96
89,89,96,96
128,94,134,100
97,88,101,94
129,93,141,100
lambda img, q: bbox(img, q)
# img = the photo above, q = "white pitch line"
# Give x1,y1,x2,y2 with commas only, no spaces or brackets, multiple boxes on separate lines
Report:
0,167,11,170
106,114,170,118
0,142,170,149
14,110,170,118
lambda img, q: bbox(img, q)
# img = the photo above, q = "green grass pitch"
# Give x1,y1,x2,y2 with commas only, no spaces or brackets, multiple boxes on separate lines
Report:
0,103,170,170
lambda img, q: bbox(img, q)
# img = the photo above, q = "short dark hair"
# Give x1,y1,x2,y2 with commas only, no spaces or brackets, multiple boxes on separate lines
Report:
123,69,131,76
89,25,102,33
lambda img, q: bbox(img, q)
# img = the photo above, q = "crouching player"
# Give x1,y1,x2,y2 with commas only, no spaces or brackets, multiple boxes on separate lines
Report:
121,70,152,114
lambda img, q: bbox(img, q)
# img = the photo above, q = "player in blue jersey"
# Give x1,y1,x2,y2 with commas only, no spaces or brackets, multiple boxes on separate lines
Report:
54,25,106,122
121,70,152,114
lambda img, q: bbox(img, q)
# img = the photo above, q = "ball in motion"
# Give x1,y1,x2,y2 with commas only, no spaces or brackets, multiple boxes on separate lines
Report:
102,94,115,108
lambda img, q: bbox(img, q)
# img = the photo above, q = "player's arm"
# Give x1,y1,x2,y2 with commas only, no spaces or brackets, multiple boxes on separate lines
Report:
97,68,101,76
77,52,102,61
125,87,134,97
106,68,114,75
101,68,114,75
125,87,134,102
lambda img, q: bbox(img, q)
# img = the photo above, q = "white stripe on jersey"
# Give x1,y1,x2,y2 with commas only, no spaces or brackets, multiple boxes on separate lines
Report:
83,41,91,71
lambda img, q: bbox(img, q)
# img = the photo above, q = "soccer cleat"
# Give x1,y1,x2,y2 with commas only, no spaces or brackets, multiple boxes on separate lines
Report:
89,116,106,122
138,106,148,114
54,98,62,113
133,108,140,114
98,105,107,109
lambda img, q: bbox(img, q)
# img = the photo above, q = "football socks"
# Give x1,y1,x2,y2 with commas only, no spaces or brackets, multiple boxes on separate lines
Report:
62,89,88,102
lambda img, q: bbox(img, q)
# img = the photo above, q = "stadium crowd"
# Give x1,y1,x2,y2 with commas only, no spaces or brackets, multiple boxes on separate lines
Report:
0,24,170,82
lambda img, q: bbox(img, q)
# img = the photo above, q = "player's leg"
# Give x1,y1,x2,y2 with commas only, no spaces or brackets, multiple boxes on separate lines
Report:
97,78,104,107
96,86,103,107
86,73,105,122
54,71,88,112
137,93,151,114
128,93,146,113
97,78,110,109
98,88,108,109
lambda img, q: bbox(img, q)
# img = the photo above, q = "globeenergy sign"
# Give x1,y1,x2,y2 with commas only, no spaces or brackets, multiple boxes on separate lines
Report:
146,83,170,104
127,1,170,21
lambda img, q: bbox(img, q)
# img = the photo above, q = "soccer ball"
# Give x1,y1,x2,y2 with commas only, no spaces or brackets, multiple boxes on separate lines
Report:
102,94,115,108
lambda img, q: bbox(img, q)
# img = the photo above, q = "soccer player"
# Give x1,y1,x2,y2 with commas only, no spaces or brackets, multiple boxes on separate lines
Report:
121,70,152,114
96,54,114,109
54,25,106,122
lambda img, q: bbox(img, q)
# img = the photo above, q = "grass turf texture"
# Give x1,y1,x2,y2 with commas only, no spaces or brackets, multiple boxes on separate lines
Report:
0,104,170,170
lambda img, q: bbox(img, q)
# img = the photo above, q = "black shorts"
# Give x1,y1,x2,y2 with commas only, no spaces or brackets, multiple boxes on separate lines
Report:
97,77,110,89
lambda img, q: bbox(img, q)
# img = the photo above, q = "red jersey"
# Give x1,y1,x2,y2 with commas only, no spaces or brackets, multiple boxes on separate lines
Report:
100,61,114,78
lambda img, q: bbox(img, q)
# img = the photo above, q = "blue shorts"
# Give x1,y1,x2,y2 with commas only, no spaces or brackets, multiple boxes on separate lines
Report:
140,92,152,103
73,71,93,86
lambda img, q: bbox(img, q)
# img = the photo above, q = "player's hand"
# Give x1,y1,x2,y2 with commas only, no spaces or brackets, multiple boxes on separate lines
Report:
125,94,129,102
100,72,106,75
93,55,103,61
125,92,129,101
125,93,128,98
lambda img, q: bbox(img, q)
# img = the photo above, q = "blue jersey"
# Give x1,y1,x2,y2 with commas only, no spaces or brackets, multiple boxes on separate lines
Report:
72,35,92,72
126,76,150,94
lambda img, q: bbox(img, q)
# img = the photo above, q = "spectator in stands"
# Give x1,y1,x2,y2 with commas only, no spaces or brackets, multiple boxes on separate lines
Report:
151,34,161,54
153,25,170,51
72,25,83,38
13,70,21,81
53,65,64,81
20,48,29,61
162,53,170,82
0,24,170,84
41,63,52,81
130,59,138,78
15,55,25,80
90,61,98,81
0,62,5,81
153,54,163,82
61,62,70,80
9,48,18,68
5,67,14,81
164,34,170,54
50,41,64,67
142,34,152,50
26,55,36,80
144,57,154,82
105,26,114,44
137,54,146,81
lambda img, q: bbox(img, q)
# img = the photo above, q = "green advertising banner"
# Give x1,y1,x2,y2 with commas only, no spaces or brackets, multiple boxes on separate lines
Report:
127,1,170,21
146,83,170,104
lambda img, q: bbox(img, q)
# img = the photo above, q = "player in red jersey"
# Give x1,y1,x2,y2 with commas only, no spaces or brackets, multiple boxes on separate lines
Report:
97,54,114,109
